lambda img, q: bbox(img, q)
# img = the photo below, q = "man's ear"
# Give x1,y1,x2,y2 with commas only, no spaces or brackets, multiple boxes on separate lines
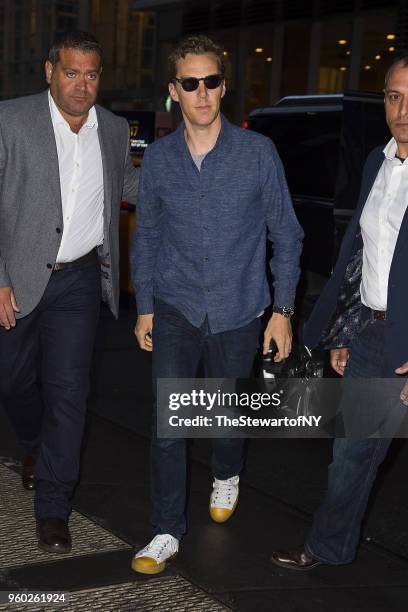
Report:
168,81,179,103
45,60,54,84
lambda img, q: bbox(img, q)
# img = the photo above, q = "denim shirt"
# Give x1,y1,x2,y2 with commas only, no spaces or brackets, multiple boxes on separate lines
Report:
131,115,303,333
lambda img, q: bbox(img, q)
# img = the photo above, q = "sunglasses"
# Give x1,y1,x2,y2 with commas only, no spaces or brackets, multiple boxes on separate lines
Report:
173,74,223,92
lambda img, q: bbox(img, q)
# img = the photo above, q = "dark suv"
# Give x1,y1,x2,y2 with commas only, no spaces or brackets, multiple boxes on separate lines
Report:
246,92,389,285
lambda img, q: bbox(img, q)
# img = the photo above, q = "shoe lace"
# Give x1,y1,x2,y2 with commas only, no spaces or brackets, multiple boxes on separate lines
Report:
213,477,237,506
145,535,175,558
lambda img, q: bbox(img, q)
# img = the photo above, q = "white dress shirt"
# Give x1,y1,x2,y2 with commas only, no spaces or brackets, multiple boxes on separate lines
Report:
48,91,104,263
360,138,408,311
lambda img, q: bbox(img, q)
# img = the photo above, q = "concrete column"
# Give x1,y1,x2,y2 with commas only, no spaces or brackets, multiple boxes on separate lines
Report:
115,0,129,89
1,0,11,98
235,26,249,124
348,15,364,90
78,0,92,30
5,0,16,98
307,21,321,93
269,23,284,104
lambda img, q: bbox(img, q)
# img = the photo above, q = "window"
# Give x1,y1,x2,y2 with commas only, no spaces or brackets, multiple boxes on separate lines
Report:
281,24,310,97
318,20,352,93
211,29,239,121
250,109,342,199
359,12,398,92
245,25,274,114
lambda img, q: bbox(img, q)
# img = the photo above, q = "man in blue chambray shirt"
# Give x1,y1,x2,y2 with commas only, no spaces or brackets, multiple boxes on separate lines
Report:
130,35,303,575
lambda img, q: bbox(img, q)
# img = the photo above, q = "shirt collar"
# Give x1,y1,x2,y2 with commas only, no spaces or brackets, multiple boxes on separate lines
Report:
383,137,399,161
175,113,231,154
48,89,98,130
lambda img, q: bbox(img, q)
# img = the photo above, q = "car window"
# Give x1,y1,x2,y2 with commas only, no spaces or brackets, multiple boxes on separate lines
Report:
249,110,342,200
336,100,388,210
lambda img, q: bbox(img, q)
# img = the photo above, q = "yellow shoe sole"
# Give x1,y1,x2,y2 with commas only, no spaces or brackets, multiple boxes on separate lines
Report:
131,553,177,575
209,495,239,523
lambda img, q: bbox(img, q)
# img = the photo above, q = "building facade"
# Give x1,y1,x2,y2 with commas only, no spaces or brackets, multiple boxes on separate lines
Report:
1,0,408,123
0,0,156,108
146,0,405,122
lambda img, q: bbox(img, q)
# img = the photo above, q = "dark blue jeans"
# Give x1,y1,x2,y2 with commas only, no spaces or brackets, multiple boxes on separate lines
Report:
306,307,406,564
151,299,261,540
0,263,101,520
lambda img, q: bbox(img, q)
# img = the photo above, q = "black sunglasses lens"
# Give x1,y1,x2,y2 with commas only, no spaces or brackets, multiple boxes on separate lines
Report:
181,78,199,91
204,75,223,89
178,75,223,91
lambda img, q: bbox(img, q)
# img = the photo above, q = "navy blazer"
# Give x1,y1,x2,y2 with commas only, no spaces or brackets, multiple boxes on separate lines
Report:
304,145,408,374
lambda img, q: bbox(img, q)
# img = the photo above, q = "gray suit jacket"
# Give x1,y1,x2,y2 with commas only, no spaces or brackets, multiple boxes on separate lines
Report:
0,89,138,318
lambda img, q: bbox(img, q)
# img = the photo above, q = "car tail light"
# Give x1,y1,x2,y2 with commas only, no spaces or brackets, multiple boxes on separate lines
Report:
242,119,249,129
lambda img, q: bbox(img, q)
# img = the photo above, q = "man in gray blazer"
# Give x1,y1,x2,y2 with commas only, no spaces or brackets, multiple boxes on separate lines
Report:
0,31,138,553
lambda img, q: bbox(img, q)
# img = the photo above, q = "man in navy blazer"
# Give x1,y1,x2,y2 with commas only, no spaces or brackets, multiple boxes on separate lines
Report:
270,53,408,569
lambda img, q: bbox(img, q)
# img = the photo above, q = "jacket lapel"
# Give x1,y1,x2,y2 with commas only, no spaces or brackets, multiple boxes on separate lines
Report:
96,108,113,229
390,203,408,263
354,147,408,274
314,148,386,348
354,148,385,226
33,91,62,215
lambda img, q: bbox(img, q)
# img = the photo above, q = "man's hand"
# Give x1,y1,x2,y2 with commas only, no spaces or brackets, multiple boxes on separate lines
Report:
395,361,408,405
263,313,292,361
330,348,350,376
134,314,154,351
0,287,20,330
395,361,408,375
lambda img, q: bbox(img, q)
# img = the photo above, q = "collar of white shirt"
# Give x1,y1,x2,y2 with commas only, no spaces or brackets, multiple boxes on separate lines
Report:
48,89,98,131
383,137,404,161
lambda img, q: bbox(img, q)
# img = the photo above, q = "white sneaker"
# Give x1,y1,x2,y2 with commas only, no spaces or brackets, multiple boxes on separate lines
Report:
209,475,239,523
131,534,179,575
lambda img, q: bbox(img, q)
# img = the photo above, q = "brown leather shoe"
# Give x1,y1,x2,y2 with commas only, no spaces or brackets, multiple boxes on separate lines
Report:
36,518,72,554
22,455,36,491
270,547,322,571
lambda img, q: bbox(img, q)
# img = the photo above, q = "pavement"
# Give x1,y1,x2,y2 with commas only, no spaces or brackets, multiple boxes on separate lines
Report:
0,303,408,611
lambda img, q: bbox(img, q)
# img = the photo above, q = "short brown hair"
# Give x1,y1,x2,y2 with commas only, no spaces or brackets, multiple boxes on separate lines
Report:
48,30,102,66
168,35,225,81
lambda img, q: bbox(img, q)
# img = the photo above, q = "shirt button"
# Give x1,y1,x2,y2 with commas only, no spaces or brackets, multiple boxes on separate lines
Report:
207,288,210,293
46,263,52,269
56,227,61,233
200,194,205,198
204,257,208,261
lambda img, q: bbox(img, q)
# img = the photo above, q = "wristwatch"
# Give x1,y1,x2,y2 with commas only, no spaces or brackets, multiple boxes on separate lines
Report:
272,305,294,318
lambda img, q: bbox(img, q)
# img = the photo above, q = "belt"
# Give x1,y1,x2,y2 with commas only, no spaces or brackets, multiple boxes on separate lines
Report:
53,250,98,272
365,307,386,321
